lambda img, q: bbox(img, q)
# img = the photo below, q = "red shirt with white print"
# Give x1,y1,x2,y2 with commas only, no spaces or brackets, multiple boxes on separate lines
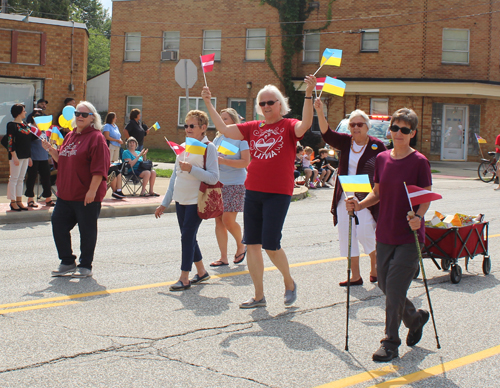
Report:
56,126,110,202
237,118,301,196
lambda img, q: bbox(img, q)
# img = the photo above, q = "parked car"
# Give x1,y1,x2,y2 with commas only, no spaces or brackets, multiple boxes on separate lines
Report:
334,115,392,147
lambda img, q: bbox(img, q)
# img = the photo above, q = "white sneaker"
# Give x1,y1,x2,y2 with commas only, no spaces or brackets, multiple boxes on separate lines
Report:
51,263,76,277
72,267,93,278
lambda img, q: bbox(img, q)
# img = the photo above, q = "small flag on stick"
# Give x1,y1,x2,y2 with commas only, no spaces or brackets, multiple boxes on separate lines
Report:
34,115,53,132
319,76,346,98
338,175,372,193
50,127,64,146
217,140,239,156
153,122,161,131
29,125,42,138
404,183,442,208
313,48,343,75
164,137,185,155
475,133,487,144
185,137,207,155
200,53,215,87
315,77,326,91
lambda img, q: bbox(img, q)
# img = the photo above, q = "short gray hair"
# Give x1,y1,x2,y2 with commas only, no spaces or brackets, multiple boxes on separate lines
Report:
72,101,102,130
349,109,371,129
255,84,290,116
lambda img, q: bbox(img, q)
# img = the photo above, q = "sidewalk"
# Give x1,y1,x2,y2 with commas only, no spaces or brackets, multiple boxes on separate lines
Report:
0,161,480,224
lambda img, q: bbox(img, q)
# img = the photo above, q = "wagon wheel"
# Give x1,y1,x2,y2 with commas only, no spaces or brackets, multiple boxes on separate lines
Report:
441,258,451,271
450,264,462,284
413,265,420,279
483,256,491,275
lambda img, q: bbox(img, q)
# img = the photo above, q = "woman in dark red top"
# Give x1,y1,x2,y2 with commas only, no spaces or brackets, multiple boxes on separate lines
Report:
202,76,316,309
42,101,110,278
6,103,35,211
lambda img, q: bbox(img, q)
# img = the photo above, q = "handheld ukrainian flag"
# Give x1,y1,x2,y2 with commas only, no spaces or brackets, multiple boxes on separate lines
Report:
320,76,346,98
50,127,64,146
320,48,342,67
153,122,161,131
338,174,372,193
185,137,207,155
34,115,53,132
217,140,239,156
475,133,487,144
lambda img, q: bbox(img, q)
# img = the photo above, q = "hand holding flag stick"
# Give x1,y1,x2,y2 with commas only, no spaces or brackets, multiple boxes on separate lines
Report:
403,182,442,349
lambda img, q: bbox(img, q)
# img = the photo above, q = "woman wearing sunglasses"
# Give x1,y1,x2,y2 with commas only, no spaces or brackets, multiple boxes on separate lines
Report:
155,110,219,291
346,108,432,362
201,75,316,308
42,101,110,278
314,100,386,287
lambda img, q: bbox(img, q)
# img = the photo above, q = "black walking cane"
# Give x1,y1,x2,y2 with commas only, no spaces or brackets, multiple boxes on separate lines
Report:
345,196,359,351
407,210,441,349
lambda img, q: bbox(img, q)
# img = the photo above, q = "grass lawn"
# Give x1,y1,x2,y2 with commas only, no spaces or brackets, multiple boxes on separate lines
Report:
155,168,173,178
147,149,176,163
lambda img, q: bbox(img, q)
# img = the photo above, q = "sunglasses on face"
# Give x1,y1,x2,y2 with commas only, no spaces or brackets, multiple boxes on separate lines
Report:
389,124,412,135
184,124,199,129
258,100,279,107
349,122,365,128
74,111,93,118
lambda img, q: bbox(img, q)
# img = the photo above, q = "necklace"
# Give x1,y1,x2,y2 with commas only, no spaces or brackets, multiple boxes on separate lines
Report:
350,137,368,154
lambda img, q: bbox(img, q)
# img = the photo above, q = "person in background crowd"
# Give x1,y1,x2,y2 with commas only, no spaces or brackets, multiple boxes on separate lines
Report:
124,109,149,151
26,98,48,125
314,101,386,287
201,75,317,309
42,101,110,278
210,108,250,267
155,110,219,291
6,103,35,211
25,108,55,208
122,137,158,197
102,112,123,162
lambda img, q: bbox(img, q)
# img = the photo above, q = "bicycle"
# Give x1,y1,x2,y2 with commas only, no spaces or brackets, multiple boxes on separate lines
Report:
477,151,498,182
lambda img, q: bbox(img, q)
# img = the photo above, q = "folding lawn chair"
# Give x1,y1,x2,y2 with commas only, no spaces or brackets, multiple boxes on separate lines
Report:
119,148,143,196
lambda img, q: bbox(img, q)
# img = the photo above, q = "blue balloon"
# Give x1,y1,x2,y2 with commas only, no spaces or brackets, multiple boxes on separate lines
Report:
62,106,75,121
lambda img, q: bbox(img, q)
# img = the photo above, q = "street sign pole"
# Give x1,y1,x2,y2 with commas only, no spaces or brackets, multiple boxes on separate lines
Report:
184,60,189,115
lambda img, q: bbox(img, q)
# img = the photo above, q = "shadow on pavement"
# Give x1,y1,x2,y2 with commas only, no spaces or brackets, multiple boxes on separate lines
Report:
24,276,108,299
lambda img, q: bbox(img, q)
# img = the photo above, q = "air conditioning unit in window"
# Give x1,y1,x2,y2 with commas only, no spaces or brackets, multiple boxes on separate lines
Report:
161,50,178,61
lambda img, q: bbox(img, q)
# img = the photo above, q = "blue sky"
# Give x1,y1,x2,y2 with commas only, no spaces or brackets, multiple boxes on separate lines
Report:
101,0,112,15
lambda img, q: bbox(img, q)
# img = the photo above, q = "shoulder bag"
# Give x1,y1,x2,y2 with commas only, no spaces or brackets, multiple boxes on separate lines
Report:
197,142,224,219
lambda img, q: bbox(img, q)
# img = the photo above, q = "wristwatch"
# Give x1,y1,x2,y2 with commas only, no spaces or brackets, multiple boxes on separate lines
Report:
415,214,423,220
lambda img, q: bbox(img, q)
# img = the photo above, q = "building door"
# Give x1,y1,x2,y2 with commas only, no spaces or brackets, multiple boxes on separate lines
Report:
441,105,468,161
229,99,246,121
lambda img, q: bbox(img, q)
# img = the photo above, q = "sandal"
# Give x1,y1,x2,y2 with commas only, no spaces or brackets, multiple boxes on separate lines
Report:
45,200,56,207
140,192,151,197
28,201,38,208
234,248,247,264
210,260,229,267
149,192,160,197
16,201,28,211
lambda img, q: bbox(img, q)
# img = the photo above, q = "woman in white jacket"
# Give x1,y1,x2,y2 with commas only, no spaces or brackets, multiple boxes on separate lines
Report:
155,110,219,291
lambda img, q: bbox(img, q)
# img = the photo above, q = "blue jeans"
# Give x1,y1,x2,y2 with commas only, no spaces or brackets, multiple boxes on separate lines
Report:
175,202,203,272
51,198,101,269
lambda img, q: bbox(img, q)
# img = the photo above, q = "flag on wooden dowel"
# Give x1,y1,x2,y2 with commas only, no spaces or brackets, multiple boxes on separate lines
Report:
319,76,346,98
185,137,207,155
164,137,185,155
217,140,239,156
153,122,161,131
475,133,487,144
200,53,215,87
404,184,442,207
338,174,372,193
313,48,343,75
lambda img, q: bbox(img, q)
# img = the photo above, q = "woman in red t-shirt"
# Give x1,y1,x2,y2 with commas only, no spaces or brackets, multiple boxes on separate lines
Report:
201,75,316,309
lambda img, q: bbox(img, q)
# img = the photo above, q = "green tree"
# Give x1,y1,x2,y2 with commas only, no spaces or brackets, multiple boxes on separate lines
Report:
87,28,110,79
7,0,70,20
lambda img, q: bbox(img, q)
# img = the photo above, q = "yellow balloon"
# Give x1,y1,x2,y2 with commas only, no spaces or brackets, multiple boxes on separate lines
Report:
58,115,72,129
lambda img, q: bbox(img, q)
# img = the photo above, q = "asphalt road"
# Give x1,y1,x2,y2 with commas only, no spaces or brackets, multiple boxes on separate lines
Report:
1,177,499,387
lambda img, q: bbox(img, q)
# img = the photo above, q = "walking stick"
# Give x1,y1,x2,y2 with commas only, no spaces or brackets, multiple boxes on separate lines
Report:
345,196,358,351
408,211,441,349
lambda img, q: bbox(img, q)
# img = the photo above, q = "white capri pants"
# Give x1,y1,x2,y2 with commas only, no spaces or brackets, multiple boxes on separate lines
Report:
336,192,377,257
109,144,121,163
8,158,30,200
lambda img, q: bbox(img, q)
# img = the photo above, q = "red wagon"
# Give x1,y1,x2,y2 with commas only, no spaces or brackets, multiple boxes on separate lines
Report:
420,222,491,284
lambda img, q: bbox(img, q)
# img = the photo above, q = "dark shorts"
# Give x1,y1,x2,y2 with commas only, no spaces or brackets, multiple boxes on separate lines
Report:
242,189,291,251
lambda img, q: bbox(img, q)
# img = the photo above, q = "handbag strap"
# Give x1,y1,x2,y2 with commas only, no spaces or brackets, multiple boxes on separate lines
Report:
202,141,211,171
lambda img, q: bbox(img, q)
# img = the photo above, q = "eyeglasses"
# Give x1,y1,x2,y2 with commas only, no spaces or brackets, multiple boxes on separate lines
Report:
389,124,412,135
184,124,199,129
349,122,365,128
74,111,94,118
258,100,279,107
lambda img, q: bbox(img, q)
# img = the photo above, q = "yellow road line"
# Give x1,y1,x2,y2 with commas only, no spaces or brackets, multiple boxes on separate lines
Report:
0,256,348,313
364,344,500,388
315,366,399,388
2,301,81,314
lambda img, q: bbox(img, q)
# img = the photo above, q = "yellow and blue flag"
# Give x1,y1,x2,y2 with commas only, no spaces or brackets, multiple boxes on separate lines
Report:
322,76,346,97
338,174,372,193
50,127,64,146
217,140,238,156
153,122,160,131
475,133,487,144
185,137,207,155
34,115,53,132
320,48,342,67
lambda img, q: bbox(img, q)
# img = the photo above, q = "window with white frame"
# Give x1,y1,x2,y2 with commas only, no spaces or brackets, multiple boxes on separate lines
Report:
303,33,320,63
163,31,180,51
203,30,221,61
126,96,142,124
246,28,266,61
361,29,379,52
178,97,217,127
442,28,469,64
124,32,141,61
370,98,389,116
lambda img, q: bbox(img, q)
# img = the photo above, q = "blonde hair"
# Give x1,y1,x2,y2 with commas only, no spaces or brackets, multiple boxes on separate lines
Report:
72,101,102,130
185,110,209,127
216,108,241,137
255,84,290,116
304,146,313,154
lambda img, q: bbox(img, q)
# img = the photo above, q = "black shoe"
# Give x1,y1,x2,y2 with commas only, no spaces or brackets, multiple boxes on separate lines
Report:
190,272,210,284
112,191,125,199
407,309,430,346
169,280,191,291
372,346,399,362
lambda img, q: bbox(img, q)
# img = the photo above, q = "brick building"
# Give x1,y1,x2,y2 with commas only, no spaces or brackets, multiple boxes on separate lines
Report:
109,0,500,161
0,14,88,182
